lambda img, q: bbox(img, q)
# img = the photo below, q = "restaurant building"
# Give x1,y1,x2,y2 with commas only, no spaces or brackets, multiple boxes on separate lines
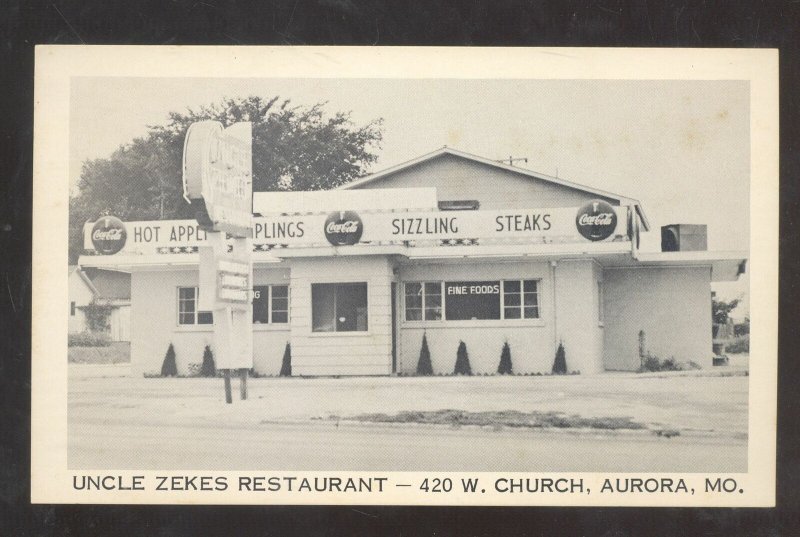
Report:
79,147,747,377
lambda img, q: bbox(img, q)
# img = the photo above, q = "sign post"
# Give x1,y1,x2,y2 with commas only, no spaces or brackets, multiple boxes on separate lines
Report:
183,120,254,403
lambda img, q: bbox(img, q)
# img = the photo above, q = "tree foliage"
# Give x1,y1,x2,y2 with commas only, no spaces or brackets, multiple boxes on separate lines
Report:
83,301,114,332
416,333,433,376
712,294,741,325
279,342,292,377
161,343,178,377
454,341,472,376
201,345,216,377
69,96,384,262
497,341,513,375
552,341,567,375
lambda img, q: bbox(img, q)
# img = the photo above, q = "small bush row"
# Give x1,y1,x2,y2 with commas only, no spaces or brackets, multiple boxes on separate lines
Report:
415,335,572,376
638,354,702,373
68,331,112,347
158,342,294,378
725,335,749,354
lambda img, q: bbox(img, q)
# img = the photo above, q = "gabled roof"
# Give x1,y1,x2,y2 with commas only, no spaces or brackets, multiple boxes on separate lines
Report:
340,146,650,231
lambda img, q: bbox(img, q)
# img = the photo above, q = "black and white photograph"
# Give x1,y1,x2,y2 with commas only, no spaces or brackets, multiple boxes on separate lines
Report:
31,46,777,506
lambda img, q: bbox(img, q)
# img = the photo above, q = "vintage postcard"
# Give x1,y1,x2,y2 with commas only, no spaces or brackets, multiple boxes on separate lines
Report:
32,46,777,506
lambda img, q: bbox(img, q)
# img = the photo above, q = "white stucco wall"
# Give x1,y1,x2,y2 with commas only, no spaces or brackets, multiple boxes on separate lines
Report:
349,154,619,210
68,270,94,334
288,256,394,376
397,260,556,375
553,260,605,375
130,267,290,377
602,266,713,371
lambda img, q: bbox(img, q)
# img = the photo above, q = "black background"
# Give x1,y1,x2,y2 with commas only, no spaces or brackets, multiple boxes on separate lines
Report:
1,1,798,535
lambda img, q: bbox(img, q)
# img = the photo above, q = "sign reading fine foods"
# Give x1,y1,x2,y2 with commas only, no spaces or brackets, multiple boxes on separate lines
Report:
182,120,253,238
90,216,127,255
324,211,363,246
575,200,618,241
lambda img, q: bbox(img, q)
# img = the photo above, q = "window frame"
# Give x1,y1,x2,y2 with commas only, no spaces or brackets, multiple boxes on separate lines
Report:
177,286,214,326
310,282,369,333
252,284,290,325
403,279,541,323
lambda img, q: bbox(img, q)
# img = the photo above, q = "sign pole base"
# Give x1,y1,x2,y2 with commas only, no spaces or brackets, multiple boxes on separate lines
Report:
239,368,248,400
223,369,232,404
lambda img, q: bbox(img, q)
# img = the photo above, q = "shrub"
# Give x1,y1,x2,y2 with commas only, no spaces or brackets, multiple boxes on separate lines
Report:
497,341,513,375
83,302,114,332
726,335,749,354
279,343,292,377
161,343,178,377
638,354,700,372
640,353,662,372
416,334,433,376
200,345,216,377
68,331,111,347
552,342,567,374
453,341,472,375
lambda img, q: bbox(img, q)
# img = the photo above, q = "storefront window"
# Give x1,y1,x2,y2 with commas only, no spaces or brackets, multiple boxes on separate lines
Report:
404,279,540,321
178,287,213,325
404,282,442,321
311,282,368,332
502,280,539,319
445,281,501,320
252,285,289,324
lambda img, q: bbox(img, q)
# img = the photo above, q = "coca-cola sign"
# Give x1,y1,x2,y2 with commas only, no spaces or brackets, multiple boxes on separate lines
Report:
91,216,127,255
575,200,617,241
324,211,363,246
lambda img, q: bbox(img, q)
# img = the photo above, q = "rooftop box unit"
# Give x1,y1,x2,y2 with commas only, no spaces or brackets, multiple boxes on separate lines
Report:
661,224,707,252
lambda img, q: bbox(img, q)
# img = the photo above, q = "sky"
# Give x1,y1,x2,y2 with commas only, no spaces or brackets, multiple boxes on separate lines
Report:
70,77,750,313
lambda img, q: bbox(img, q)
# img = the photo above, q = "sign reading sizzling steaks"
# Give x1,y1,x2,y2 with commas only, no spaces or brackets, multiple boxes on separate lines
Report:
84,205,628,254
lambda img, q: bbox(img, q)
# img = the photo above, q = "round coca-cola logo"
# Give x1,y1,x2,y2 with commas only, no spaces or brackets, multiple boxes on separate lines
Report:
575,200,617,241
324,211,363,246
91,216,127,255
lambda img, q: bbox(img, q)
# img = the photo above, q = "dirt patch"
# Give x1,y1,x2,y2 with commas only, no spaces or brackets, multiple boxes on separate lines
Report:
342,409,647,431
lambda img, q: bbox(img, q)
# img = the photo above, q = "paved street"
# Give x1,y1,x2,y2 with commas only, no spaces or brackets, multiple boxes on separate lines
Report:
68,365,748,471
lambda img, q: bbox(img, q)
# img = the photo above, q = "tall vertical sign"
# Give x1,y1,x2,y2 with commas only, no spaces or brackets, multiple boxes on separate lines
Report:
183,121,253,403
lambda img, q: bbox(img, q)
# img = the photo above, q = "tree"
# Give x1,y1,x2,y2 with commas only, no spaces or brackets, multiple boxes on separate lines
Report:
416,333,433,375
552,342,567,375
161,343,178,377
200,345,216,377
497,341,513,375
69,96,384,262
453,341,472,376
711,293,741,325
279,343,292,377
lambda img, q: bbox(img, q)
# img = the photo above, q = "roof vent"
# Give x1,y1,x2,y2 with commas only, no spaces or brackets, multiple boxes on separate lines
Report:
661,224,707,252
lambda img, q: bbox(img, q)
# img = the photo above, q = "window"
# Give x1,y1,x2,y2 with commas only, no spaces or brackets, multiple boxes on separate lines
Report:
404,282,442,321
502,280,539,319
178,287,213,325
70,301,76,316
445,281,501,320
252,285,290,324
312,283,368,332
404,280,540,321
